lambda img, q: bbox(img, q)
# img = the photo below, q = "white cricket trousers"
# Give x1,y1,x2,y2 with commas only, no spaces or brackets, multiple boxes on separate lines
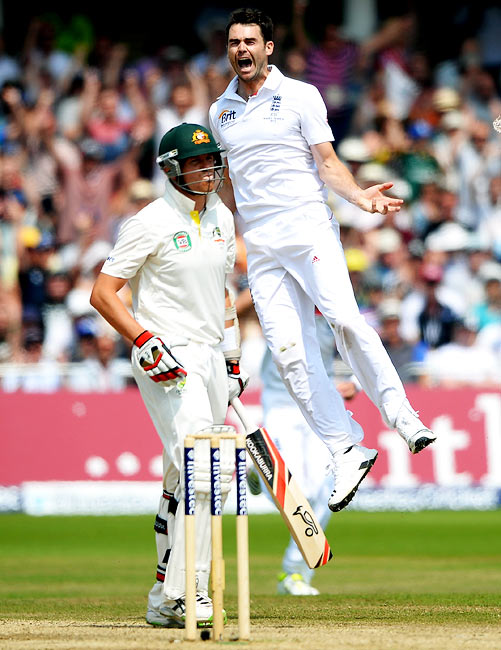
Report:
242,204,407,455
132,341,229,600
131,340,228,471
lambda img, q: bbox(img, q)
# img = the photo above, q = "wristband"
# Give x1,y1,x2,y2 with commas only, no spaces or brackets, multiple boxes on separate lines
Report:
226,360,240,375
134,330,153,348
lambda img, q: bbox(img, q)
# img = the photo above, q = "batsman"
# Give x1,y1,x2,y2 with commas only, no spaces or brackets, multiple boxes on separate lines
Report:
90,123,249,628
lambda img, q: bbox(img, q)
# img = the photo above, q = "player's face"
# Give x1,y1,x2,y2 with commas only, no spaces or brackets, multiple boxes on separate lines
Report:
227,23,274,85
180,154,217,194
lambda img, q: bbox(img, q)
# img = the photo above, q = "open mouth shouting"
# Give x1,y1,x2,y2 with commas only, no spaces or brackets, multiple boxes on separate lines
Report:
237,57,253,72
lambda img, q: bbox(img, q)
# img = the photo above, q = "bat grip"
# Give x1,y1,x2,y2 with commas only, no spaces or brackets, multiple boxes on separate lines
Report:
230,397,255,433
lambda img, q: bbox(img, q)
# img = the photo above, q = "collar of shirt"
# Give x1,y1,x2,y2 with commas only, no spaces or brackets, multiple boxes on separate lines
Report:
219,65,284,102
162,176,218,215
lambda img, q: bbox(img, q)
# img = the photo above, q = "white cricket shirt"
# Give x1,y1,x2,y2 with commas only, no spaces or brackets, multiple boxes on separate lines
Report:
101,180,235,346
209,65,334,225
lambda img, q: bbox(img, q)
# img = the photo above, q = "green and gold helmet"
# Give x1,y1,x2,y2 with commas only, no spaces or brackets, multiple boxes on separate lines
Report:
156,123,225,195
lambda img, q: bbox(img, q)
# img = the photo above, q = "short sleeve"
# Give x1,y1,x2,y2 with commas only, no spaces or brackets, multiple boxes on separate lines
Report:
101,215,155,279
300,84,334,146
209,105,221,149
224,210,236,275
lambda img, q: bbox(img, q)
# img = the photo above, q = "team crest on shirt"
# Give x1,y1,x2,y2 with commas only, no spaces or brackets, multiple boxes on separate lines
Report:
173,231,192,251
192,129,210,145
271,95,282,113
212,226,225,243
265,95,283,121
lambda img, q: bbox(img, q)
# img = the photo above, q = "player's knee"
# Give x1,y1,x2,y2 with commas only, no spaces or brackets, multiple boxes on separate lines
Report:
329,313,367,344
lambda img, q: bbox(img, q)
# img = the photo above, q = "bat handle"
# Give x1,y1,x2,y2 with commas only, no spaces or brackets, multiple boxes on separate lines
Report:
230,397,255,433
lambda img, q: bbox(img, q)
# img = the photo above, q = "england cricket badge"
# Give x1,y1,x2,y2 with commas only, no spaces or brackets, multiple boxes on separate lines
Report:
173,231,192,251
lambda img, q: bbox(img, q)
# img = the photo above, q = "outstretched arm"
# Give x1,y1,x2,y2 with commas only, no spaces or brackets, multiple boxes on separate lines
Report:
311,141,403,215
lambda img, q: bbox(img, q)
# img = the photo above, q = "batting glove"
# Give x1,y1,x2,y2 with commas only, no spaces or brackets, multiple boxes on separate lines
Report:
134,330,187,387
226,360,249,402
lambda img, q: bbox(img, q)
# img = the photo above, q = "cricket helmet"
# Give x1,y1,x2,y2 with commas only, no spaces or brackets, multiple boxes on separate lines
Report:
156,123,225,195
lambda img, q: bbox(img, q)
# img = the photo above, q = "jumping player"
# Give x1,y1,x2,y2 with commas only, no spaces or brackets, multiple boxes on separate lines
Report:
209,8,436,513
90,123,248,628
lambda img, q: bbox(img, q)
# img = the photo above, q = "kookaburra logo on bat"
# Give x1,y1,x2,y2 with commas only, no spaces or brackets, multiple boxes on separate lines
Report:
293,505,319,537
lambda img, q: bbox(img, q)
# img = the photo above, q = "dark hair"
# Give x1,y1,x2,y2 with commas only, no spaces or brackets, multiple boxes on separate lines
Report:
225,8,274,43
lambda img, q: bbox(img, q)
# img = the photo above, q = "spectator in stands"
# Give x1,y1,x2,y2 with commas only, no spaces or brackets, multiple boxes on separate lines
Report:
41,270,74,361
43,123,150,244
0,300,17,361
2,326,62,392
377,297,419,384
456,120,501,229
420,317,501,388
291,0,361,143
479,175,501,261
416,262,459,353
190,9,232,78
67,330,130,392
472,261,501,330
18,231,55,324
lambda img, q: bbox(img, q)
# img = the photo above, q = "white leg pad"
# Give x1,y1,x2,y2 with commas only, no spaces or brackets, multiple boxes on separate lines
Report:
163,429,235,599
163,492,211,599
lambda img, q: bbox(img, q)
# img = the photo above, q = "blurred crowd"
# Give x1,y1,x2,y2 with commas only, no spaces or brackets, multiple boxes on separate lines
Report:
1,4,501,393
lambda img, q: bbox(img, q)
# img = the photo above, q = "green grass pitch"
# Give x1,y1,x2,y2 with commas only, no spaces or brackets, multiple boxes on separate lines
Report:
1,511,500,648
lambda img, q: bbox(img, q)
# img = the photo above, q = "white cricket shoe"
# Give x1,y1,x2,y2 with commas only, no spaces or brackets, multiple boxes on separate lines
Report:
145,603,184,628
277,573,320,596
328,445,378,512
395,400,436,454
160,593,227,629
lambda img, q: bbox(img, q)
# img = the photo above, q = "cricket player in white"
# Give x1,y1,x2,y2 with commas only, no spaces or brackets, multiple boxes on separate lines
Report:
209,8,436,513
90,123,248,628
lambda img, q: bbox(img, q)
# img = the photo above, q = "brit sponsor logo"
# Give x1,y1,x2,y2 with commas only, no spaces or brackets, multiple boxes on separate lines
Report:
106,255,115,263
293,505,319,537
173,231,192,251
219,109,237,125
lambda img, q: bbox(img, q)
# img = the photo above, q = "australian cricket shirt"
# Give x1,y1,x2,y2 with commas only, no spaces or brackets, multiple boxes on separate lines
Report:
101,180,235,346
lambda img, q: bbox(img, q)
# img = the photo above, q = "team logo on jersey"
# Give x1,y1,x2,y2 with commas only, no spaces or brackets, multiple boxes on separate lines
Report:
271,95,282,113
192,129,210,145
219,109,237,125
265,95,283,122
212,226,225,243
173,231,192,251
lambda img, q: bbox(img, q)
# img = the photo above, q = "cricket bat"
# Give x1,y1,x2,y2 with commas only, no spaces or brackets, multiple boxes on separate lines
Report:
230,397,333,569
